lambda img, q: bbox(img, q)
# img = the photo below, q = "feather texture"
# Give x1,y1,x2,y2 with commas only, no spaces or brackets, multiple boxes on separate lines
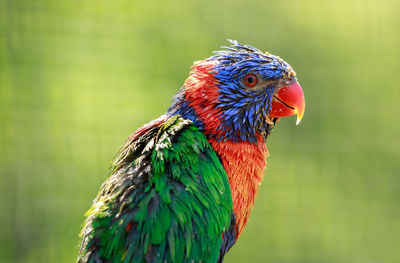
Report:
78,40,303,262
78,116,232,262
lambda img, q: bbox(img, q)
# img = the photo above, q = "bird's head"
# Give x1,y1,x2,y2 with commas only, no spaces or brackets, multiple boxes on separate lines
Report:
167,40,305,143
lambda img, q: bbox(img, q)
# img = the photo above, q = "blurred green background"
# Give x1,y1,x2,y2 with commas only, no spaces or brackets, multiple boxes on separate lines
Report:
1,0,399,262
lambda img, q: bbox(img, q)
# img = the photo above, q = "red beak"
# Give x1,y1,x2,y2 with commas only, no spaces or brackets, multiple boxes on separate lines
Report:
269,81,305,125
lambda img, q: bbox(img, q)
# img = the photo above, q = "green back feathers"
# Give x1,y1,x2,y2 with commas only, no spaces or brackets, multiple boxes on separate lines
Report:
78,116,233,263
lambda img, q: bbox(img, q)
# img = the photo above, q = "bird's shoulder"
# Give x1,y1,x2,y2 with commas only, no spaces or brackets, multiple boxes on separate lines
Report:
78,114,233,263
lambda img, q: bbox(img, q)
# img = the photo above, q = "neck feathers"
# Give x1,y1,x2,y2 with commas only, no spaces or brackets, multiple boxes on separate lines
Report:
209,136,268,238
167,60,269,238
167,61,223,139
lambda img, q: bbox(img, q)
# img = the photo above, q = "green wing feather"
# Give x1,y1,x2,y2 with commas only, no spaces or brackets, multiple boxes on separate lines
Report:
78,116,233,263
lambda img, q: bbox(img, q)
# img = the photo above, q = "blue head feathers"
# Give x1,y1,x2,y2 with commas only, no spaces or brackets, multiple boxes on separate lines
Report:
168,40,297,143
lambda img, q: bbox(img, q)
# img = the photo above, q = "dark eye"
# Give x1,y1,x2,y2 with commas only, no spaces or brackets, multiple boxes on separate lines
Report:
244,74,258,87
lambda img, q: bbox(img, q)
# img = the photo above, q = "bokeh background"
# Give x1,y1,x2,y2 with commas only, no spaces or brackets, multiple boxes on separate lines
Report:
1,0,399,262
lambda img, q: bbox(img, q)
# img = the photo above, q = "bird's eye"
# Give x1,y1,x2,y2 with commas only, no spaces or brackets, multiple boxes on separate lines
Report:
244,74,258,87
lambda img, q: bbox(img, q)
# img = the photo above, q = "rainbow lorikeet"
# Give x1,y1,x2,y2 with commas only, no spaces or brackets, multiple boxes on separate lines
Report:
77,40,305,263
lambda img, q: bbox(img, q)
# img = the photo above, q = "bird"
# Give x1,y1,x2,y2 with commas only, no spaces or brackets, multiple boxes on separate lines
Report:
77,40,305,263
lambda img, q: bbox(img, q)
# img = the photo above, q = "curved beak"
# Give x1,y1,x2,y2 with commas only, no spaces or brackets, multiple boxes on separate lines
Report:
269,81,305,125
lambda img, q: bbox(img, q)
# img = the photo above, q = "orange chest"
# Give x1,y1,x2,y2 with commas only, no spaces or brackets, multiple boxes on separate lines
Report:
208,136,268,237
